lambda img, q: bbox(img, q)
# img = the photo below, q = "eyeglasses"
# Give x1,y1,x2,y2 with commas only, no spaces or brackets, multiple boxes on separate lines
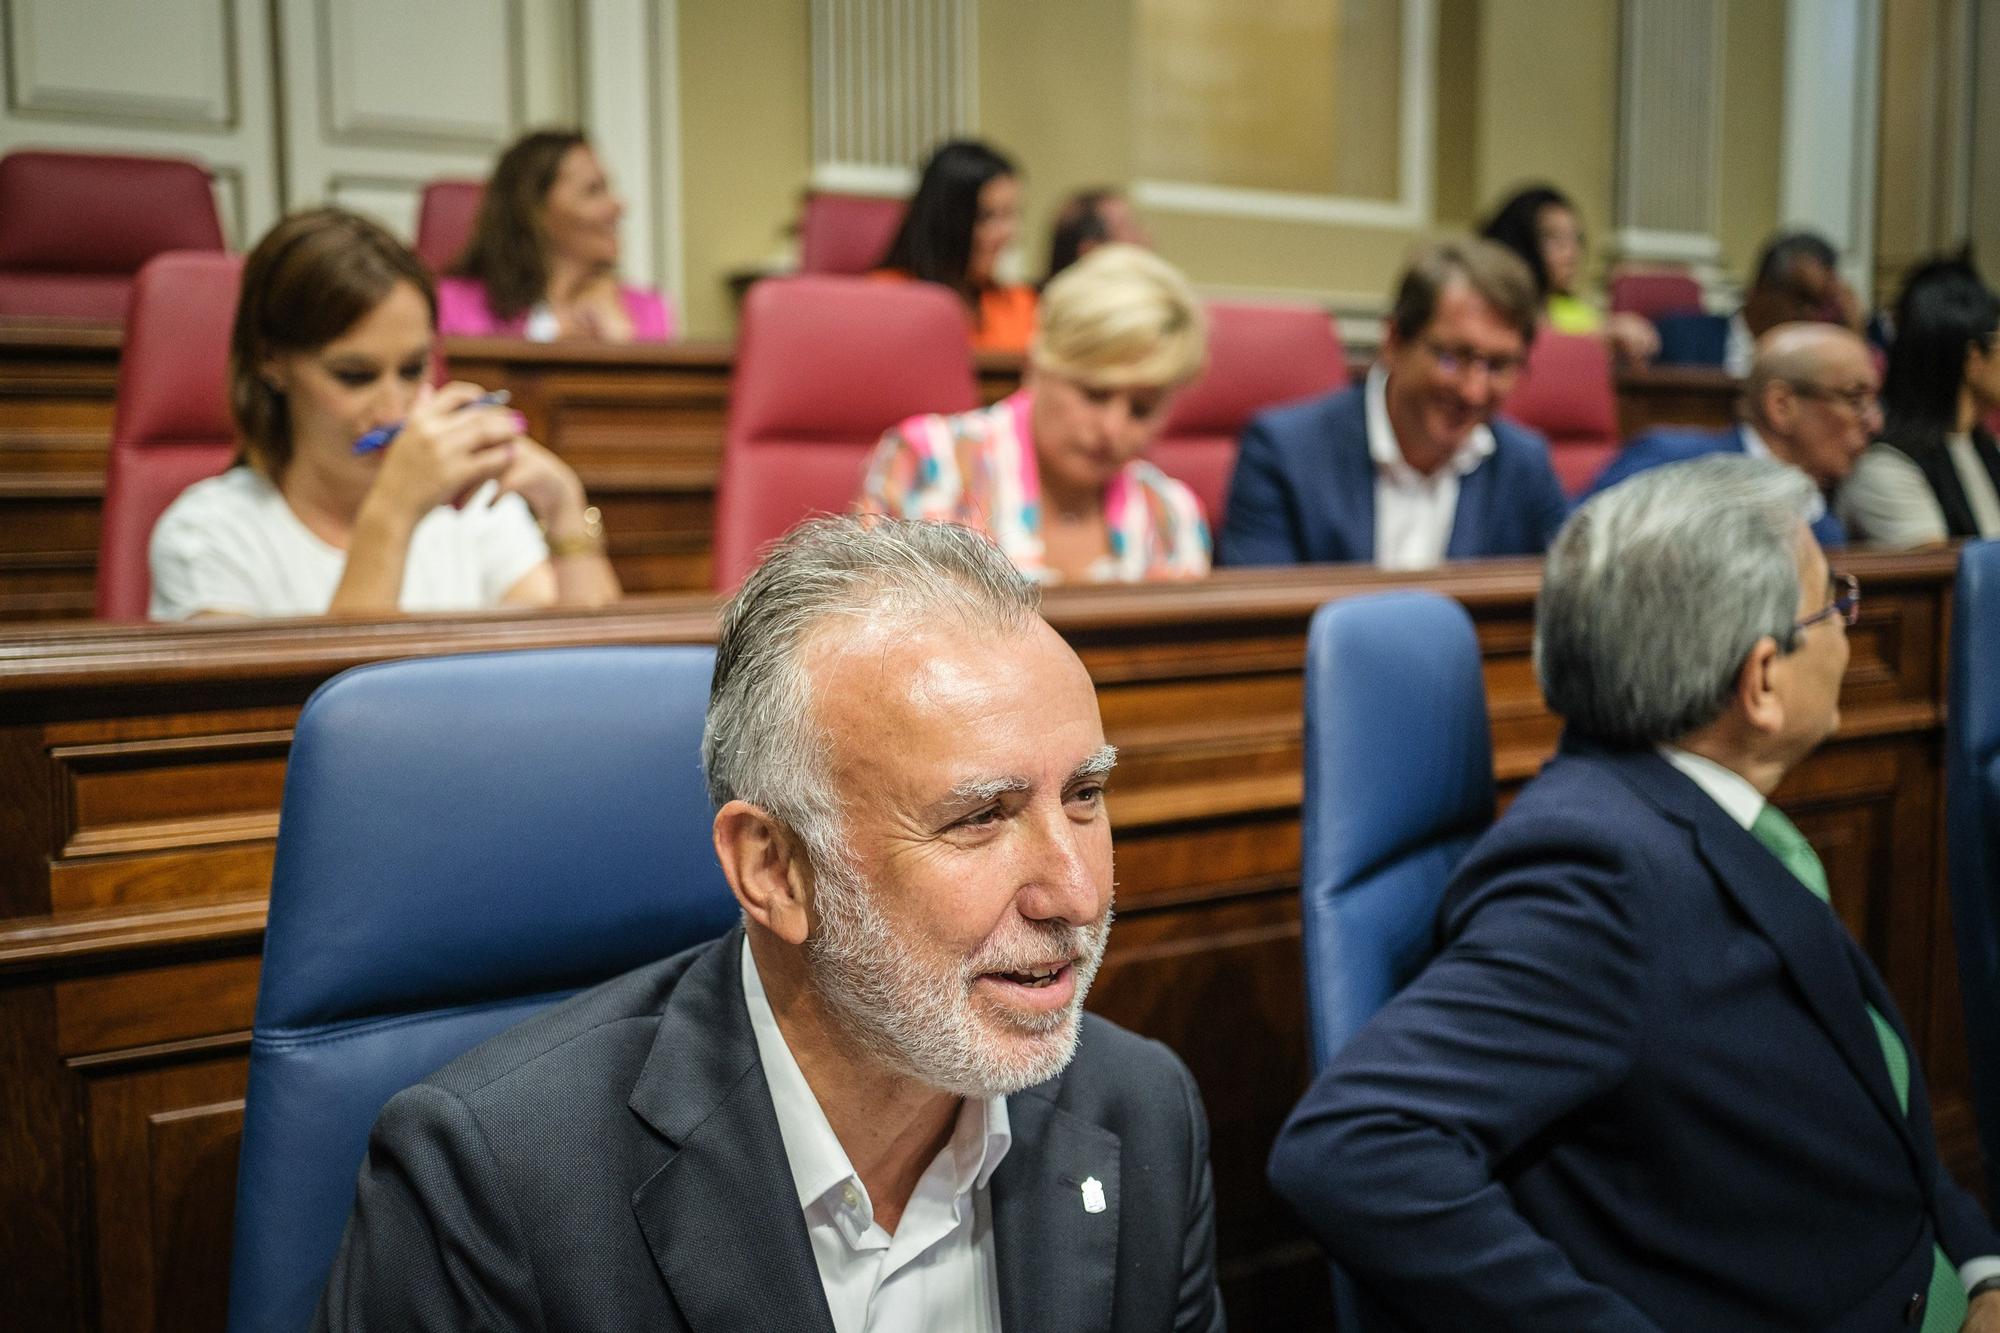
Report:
1422,340,1525,381
1794,571,1861,634
1790,382,1881,418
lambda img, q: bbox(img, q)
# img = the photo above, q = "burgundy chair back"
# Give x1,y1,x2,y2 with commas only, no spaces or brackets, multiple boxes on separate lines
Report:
712,276,977,590
1154,301,1350,521
96,252,246,619
798,192,907,276
1502,330,1619,498
414,180,485,273
1608,268,1704,320
0,149,225,322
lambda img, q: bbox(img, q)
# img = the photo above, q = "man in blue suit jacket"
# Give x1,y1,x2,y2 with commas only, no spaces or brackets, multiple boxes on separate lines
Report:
1220,239,1568,568
1587,320,1880,547
1270,457,2000,1331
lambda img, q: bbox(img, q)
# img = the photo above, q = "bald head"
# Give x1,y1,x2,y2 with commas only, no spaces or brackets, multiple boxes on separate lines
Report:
1742,322,1880,487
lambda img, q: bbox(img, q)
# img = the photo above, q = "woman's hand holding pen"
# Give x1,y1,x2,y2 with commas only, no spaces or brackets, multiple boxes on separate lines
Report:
356,382,519,532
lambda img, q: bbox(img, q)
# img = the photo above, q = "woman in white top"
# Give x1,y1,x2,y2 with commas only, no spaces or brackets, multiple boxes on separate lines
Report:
150,208,620,619
1839,256,2000,545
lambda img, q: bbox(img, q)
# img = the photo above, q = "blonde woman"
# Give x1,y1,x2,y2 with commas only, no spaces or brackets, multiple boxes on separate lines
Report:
859,243,1210,582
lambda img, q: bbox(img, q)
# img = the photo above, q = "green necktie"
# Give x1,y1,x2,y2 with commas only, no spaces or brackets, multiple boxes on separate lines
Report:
1749,803,1966,1330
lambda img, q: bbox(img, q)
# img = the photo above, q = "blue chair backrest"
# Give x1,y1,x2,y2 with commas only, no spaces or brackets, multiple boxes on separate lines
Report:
1299,591,1496,1328
1948,540,2000,1210
226,646,739,1333
1652,311,1730,367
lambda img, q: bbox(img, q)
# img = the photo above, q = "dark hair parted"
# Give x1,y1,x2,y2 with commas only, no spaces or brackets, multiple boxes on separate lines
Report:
1752,231,1838,290
1882,254,2000,439
1479,184,1574,300
1389,238,1540,347
878,138,1017,304
449,127,590,321
230,208,436,479
1042,188,1120,288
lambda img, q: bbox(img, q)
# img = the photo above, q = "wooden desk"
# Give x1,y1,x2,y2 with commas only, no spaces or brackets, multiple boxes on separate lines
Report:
1616,363,1739,439
0,551,1971,1332
0,320,1739,624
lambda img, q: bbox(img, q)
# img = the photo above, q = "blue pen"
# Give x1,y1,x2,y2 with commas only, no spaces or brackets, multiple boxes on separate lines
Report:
352,389,512,454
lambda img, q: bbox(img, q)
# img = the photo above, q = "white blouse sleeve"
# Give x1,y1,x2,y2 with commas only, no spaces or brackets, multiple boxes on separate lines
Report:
1838,445,1949,548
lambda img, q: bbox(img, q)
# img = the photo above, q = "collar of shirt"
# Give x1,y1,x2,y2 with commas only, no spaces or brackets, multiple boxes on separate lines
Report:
1365,364,1496,487
739,936,1013,1238
1738,423,1828,521
1658,745,1765,830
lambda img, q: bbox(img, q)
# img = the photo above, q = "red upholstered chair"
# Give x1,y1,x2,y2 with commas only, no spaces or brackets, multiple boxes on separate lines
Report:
1502,330,1620,498
414,179,485,273
798,192,907,275
1608,267,1705,320
712,276,977,590
1154,301,1349,521
0,149,225,322
95,252,245,619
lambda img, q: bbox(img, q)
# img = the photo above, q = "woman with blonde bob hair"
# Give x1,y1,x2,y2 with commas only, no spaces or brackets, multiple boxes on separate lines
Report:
859,243,1211,581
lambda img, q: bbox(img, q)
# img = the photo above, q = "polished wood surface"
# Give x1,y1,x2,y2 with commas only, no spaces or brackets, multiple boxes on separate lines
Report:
0,319,1733,622
0,549,1971,1332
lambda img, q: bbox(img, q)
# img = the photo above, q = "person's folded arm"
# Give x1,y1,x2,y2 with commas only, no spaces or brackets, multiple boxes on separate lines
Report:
315,1082,544,1332
1218,419,1305,567
1267,821,1666,1332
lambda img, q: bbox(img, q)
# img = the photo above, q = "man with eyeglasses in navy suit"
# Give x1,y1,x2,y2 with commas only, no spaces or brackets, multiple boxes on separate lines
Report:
1219,238,1569,570
1271,457,2000,1332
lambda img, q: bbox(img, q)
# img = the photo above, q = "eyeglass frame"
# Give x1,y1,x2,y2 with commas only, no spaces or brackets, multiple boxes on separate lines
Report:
1786,381,1881,418
1793,571,1861,636
1419,338,1526,382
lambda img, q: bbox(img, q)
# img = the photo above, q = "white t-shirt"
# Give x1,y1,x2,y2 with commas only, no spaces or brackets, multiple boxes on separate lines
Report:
148,467,549,619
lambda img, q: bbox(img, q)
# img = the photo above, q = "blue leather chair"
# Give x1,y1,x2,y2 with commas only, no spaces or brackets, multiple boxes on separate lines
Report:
1948,540,2000,1211
1295,591,1496,1327
226,647,739,1333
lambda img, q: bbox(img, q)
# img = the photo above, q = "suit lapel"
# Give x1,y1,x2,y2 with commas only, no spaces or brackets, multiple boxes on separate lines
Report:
627,929,837,1333
1607,749,1924,1167
1323,391,1377,562
1444,457,1493,559
990,1086,1121,1333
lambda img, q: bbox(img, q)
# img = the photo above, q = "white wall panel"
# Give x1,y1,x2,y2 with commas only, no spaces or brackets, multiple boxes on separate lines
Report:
8,0,234,126
274,0,554,236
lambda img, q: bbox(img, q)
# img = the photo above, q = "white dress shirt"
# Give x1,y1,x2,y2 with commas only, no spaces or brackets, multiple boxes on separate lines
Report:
1658,747,2000,1294
1365,365,1496,570
741,938,1012,1333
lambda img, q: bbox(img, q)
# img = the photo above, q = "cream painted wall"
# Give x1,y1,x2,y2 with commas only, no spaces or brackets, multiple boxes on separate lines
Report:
1717,0,1786,290
1467,0,1618,250
676,0,813,336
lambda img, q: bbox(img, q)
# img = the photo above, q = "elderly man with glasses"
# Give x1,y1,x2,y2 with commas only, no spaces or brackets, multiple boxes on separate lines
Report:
1219,238,1569,570
1270,455,2000,1333
1584,321,1881,547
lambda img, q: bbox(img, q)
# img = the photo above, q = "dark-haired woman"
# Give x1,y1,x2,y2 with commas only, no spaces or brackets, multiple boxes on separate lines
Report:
439,129,674,341
876,139,1035,352
1481,183,1657,364
1840,256,2000,544
149,208,620,619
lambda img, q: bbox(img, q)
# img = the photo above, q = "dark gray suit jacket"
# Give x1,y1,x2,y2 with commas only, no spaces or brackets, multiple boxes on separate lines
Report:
315,926,1225,1331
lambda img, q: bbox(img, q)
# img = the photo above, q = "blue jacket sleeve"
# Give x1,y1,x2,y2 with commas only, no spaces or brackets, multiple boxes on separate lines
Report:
1219,418,1305,566
1267,820,1667,1332
1526,445,1572,551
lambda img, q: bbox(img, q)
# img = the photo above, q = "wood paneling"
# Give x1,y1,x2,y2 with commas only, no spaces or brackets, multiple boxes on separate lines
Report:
0,321,1734,622
0,550,1969,1332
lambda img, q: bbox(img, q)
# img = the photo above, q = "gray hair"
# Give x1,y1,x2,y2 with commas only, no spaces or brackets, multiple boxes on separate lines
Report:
702,516,1040,864
1534,455,1818,746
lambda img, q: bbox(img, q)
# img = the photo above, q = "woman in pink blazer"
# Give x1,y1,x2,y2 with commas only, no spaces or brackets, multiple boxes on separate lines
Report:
439,129,675,343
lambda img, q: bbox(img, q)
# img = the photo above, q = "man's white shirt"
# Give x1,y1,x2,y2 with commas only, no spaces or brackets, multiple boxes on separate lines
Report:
741,937,1012,1333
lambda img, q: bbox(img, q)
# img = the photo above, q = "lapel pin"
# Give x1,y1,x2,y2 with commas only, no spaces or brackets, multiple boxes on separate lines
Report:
1080,1176,1106,1214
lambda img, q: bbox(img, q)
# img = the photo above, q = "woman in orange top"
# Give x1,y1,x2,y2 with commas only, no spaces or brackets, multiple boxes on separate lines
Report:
876,139,1036,352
